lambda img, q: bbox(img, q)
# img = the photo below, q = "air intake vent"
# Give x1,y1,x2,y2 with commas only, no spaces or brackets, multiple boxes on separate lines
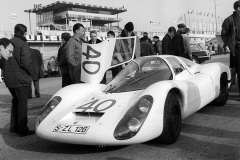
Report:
74,112,104,117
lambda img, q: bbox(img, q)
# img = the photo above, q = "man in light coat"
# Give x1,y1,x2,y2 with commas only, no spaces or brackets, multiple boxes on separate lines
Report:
65,23,85,83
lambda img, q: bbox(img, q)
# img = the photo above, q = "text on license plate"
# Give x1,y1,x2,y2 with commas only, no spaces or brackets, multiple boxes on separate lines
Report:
53,125,90,134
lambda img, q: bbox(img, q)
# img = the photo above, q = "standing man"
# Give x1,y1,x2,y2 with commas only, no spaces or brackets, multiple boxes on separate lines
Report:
58,32,73,88
107,31,115,38
88,30,102,44
107,31,122,78
28,48,43,98
221,0,240,95
152,36,162,55
140,32,152,44
0,25,34,137
173,23,186,57
140,36,155,57
182,27,192,60
116,22,141,59
66,23,85,83
162,26,176,55
88,30,106,83
50,56,57,77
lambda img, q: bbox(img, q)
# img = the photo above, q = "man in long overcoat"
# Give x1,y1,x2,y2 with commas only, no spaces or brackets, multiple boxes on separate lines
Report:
28,48,43,98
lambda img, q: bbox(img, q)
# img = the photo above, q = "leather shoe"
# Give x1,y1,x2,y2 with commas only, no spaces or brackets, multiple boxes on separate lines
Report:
28,96,32,99
36,95,40,98
20,130,35,137
10,129,19,133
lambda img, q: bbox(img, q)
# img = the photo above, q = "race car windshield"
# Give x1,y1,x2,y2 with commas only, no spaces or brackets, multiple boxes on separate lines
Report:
104,57,172,93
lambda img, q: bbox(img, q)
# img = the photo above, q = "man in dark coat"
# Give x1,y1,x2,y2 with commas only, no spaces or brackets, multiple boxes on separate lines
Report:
153,36,162,55
140,36,155,56
88,30,107,84
58,32,73,88
140,32,152,44
0,24,34,137
28,48,43,98
173,23,186,57
162,26,176,55
88,30,102,44
221,0,240,95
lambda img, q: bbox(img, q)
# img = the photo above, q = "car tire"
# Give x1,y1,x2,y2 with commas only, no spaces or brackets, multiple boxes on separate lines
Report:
156,92,181,144
192,56,200,64
211,74,228,106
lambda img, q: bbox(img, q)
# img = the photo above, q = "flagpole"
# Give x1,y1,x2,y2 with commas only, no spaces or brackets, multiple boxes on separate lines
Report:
189,15,190,29
184,14,187,25
214,0,217,33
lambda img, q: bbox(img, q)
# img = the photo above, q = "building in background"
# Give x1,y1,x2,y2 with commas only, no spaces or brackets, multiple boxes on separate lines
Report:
23,1,129,60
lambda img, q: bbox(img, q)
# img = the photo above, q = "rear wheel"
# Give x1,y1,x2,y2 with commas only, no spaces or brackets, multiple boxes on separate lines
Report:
212,74,228,106
156,92,181,144
192,56,200,64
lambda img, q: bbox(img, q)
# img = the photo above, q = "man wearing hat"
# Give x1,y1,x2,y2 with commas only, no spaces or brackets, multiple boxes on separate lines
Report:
221,0,240,95
140,32,152,44
152,36,162,55
173,23,186,57
114,22,140,61
182,27,192,60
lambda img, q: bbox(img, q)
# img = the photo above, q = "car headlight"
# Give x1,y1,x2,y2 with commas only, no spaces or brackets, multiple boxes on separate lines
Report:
36,96,62,127
114,95,153,140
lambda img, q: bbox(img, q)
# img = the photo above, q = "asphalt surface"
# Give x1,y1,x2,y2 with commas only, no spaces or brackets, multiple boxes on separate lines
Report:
0,54,240,160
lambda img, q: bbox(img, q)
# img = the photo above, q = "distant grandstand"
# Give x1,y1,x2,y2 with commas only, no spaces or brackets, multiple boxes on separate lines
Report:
24,1,127,40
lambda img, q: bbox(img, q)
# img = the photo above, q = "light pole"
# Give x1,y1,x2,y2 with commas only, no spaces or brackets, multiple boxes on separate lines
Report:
214,0,220,33
9,13,17,35
214,0,217,33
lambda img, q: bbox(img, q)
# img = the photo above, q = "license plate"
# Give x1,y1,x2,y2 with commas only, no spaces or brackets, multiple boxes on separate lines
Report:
53,125,90,134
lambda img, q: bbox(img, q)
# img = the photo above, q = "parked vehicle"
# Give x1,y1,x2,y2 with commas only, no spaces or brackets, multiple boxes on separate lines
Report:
36,55,231,145
190,43,211,64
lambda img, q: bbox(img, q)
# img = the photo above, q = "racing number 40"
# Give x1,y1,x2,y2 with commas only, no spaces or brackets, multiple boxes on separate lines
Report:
76,99,116,112
82,45,101,75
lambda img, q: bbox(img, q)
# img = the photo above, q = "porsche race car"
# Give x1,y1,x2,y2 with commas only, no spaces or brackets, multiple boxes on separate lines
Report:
36,54,231,146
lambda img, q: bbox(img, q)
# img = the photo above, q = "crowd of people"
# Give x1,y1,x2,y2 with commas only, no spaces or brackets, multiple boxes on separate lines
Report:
139,23,192,60
0,0,239,138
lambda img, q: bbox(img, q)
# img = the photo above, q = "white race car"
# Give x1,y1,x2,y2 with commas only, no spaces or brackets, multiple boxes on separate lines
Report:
36,54,231,146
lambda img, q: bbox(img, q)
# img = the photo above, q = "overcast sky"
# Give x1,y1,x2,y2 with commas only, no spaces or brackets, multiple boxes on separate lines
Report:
0,0,237,34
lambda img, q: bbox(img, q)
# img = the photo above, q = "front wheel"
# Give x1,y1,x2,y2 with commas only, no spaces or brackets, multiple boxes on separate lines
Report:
211,74,228,106
156,92,181,144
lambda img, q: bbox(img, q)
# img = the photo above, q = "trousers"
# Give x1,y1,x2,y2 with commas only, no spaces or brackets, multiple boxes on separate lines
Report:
235,47,240,95
28,80,40,97
8,86,29,134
